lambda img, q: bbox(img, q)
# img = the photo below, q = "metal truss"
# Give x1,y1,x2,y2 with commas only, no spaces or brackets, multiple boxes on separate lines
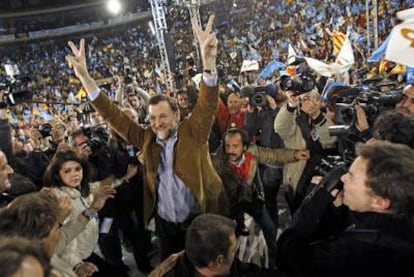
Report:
149,0,175,91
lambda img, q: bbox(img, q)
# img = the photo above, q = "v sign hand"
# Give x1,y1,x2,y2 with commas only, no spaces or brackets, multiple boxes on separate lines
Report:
66,39,89,80
65,39,99,94
192,14,218,71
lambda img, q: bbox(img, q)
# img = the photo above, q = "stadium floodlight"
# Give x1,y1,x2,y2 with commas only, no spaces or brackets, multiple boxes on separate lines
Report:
107,0,122,15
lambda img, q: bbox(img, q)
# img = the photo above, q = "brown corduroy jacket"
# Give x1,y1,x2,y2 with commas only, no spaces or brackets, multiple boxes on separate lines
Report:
90,82,224,224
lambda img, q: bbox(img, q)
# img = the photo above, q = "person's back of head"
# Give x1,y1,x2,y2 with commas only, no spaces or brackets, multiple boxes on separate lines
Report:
373,111,414,148
0,237,50,277
356,141,414,217
185,214,237,275
0,191,59,240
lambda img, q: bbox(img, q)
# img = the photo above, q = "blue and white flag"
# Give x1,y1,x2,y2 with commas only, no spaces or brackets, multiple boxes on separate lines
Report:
367,34,391,63
256,61,286,80
406,67,414,84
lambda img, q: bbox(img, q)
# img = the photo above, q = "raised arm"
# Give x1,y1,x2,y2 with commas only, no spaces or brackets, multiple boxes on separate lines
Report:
65,39,145,148
187,15,220,143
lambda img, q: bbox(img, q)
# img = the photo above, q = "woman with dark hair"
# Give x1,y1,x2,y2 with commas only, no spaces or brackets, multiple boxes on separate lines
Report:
43,150,116,277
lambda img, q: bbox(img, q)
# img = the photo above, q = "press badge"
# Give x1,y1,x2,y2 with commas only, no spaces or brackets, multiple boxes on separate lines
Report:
311,128,320,141
100,217,113,234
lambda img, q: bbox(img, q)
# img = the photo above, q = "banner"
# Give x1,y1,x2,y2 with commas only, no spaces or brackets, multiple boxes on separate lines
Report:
240,60,259,73
256,61,285,80
386,8,414,67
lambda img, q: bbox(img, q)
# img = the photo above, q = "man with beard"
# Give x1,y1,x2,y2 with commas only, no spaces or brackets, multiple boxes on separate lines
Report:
212,128,309,263
65,15,224,259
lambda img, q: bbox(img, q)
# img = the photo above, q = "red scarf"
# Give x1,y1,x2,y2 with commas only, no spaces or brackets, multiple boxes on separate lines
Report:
228,152,254,182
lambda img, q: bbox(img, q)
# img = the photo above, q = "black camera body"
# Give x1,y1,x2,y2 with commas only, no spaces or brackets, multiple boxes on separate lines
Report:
82,126,105,155
38,123,52,138
332,89,402,125
240,84,277,107
314,156,349,192
280,74,316,96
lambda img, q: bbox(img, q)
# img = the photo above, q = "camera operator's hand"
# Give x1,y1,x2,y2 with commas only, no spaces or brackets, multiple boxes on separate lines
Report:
246,104,256,113
89,186,116,214
331,189,344,207
294,149,310,160
265,95,277,110
57,143,72,153
354,102,369,132
192,15,217,71
286,91,300,107
78,143,92,159
30,128,43,149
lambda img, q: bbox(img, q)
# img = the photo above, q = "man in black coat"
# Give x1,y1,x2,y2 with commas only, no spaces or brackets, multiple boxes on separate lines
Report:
149,213,280,277
277,141,414,277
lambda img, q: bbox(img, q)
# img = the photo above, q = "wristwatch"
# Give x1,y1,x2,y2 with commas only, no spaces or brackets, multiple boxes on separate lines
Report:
82,208,97,221
203,68,217,75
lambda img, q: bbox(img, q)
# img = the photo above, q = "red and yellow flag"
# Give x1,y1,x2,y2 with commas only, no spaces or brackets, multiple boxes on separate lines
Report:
331,31,346,56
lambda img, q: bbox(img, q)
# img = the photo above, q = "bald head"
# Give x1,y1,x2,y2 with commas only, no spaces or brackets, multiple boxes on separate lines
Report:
396,84,414,116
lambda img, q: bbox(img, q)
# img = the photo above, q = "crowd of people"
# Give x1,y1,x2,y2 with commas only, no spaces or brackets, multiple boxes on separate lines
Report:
1,1,414,277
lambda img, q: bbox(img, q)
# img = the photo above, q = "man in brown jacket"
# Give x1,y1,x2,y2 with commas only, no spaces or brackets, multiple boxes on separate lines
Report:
65,15,224,259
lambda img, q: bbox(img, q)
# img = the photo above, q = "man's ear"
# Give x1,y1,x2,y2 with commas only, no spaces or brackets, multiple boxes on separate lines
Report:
371,196,391,212
207,254,225,271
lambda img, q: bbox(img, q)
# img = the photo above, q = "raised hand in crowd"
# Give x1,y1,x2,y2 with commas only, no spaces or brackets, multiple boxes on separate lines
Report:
66,39,99,93
354,102,370,132
286,90,300,107
89,185,116,215
41,187,74,224
192,14,217,70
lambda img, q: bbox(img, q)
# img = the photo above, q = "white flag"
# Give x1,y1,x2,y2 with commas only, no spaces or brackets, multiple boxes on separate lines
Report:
240,60,259,73
304,57,332,77
386,9,414,67
287,44,297,65
335,36,354,71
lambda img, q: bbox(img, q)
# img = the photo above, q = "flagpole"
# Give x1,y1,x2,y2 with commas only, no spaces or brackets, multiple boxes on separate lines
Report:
373,0,378,49
366,0,370,55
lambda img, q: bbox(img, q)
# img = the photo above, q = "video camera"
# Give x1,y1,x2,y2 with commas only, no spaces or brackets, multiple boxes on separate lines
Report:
280,74,316,96
327,83,403,130
314,155,349,192
81,125,105,155
240,84,277,107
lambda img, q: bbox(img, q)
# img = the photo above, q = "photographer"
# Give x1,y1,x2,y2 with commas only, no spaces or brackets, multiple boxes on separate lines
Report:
277,141,414,277
274,90,337,212
114,75,150,125
337,83,414,148
244,87,286,229
71,127,114,182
